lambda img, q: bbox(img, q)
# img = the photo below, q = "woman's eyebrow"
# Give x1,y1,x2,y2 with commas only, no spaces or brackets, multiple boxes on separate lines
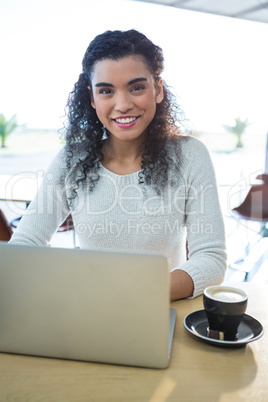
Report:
128,77,148,85
95,82,114,88
94,77,148,88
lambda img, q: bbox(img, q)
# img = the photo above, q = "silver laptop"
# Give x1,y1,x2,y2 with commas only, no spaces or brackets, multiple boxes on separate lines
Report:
0,243,176,369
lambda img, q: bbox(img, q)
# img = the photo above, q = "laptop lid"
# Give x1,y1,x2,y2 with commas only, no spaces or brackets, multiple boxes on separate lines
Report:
0,243,176,369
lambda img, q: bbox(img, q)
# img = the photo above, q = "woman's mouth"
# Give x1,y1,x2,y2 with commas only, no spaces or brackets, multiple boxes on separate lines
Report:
113,116,139,128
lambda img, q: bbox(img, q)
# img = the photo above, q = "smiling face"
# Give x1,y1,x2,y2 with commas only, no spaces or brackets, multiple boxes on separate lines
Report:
89,56,164,144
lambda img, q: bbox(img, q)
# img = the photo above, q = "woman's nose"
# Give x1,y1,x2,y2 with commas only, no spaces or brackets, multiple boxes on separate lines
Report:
114,93,133,113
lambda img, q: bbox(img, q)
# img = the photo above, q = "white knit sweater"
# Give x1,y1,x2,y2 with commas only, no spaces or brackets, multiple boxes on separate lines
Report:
10,136,227,297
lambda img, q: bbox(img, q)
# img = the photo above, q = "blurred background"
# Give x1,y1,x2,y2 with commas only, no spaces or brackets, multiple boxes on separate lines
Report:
1,0,268,281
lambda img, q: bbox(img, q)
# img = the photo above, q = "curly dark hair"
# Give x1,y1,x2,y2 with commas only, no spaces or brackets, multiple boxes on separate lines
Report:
64,29,184,196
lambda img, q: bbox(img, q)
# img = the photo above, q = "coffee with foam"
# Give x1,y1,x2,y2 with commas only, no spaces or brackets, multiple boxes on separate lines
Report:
203,285,248,341
207,287,247,303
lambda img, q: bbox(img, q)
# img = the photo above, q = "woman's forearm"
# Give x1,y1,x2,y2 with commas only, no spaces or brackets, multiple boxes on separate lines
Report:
170,269,194,301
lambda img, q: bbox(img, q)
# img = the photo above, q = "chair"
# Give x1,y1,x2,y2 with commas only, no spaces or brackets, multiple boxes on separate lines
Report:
56,213,76,247
0,209,13,241
229,133,268,281
57,213,74,232
232,173,268,222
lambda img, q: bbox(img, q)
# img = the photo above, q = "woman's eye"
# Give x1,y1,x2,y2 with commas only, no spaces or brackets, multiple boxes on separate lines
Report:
131,85,145,92
99,88,112,95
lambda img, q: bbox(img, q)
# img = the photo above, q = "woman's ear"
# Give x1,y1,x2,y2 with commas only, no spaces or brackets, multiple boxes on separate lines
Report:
88,86,96,109
155,78,164,104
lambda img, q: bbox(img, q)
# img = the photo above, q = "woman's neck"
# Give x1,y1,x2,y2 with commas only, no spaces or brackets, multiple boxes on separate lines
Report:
101,137,145,175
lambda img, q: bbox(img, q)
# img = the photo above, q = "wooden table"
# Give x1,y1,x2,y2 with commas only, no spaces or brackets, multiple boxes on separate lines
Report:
0,282,266,401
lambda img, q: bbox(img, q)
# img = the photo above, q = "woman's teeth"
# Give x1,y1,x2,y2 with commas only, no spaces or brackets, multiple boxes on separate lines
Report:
115,117,136,124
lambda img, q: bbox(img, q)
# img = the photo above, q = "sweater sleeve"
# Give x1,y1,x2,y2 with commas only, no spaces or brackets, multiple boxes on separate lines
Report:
172,137,227,298
9,147,70,246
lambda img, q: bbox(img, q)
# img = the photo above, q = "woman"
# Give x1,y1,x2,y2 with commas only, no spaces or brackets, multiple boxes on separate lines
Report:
10,29,227,300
